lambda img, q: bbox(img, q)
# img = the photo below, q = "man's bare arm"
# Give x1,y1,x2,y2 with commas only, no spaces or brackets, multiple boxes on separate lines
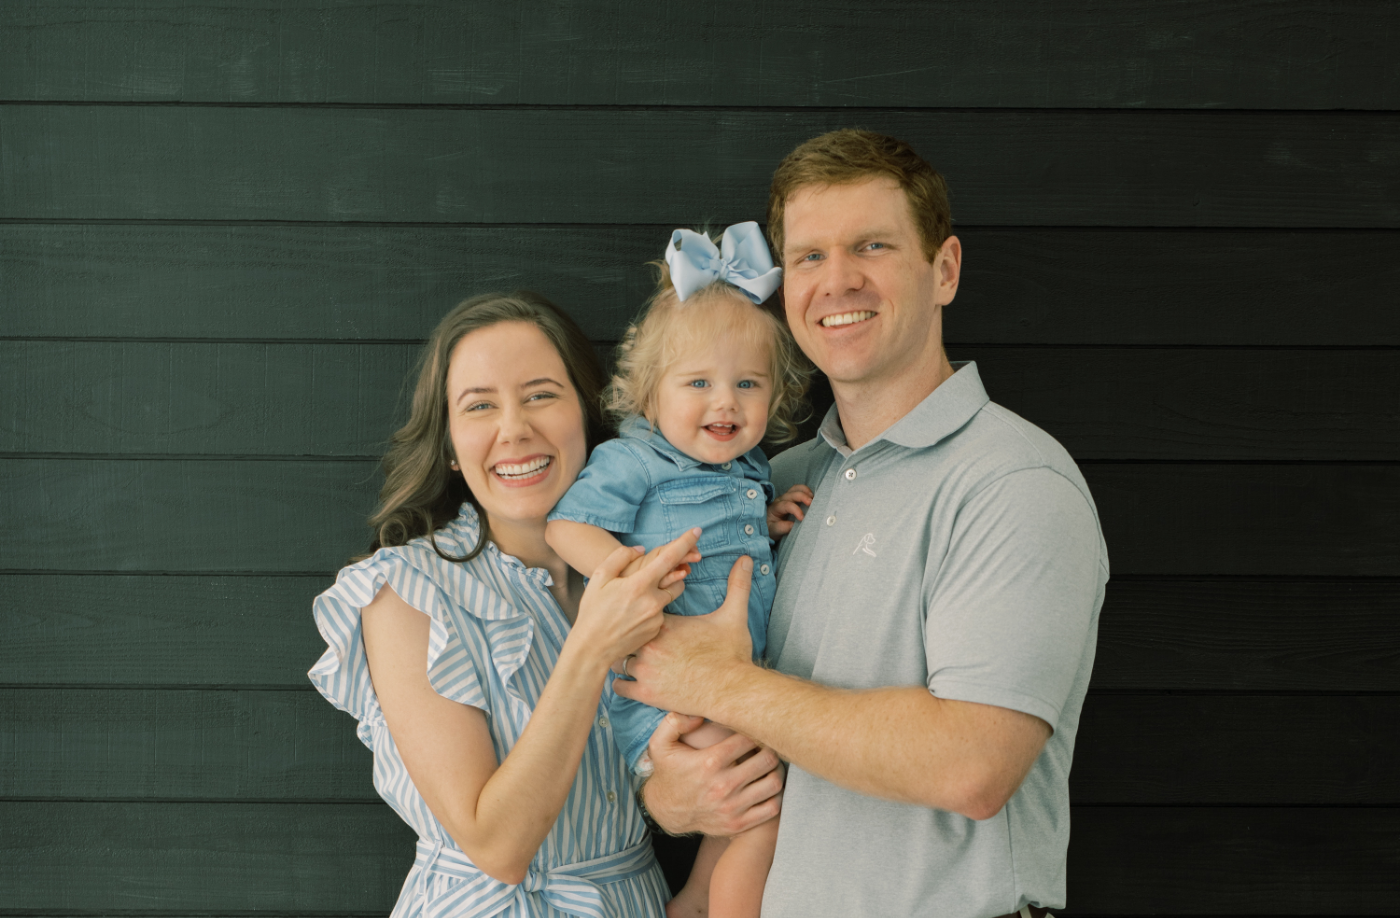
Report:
616,557,1051,820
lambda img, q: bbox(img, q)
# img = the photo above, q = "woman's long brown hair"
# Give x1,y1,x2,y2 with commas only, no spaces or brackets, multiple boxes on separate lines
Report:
366,291,608,562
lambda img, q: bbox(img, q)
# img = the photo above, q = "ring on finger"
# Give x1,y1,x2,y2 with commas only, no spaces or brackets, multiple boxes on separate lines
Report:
621,654,635,679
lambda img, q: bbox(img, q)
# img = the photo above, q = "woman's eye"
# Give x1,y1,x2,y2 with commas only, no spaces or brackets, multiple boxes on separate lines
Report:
526,391,557,402
464,401,492,413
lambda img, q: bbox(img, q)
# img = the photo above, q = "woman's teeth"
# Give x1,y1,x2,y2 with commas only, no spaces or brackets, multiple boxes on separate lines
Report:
820,310,876,328
494,457,551,479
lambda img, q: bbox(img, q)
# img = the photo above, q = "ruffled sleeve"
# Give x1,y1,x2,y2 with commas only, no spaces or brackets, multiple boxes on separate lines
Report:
308,529,493,747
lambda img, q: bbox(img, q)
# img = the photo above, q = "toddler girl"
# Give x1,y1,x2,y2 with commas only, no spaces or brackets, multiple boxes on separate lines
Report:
545,222,812,918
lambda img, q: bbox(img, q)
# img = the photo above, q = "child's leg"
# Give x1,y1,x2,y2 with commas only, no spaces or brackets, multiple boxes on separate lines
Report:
709,816,778,918
664,722,776,918
666,834,728,918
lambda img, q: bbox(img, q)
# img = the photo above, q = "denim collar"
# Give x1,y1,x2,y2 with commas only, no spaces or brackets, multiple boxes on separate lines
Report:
618,415,768,475
818,361,989,456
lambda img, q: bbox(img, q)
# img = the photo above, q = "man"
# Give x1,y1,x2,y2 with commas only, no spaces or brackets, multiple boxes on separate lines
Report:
614,129,1109,917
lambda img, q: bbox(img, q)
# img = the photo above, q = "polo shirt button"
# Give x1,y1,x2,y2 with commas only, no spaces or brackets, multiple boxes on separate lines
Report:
746,488,758,499
722,462,732,470
760,563,771,575
844,468,857,480
606,790,617,803
598,716,609,729
744,524,755,535
826,515,836,526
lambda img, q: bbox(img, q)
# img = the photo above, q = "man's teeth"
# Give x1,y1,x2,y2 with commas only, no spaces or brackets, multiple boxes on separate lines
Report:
820,311,876,328
494,457,551,479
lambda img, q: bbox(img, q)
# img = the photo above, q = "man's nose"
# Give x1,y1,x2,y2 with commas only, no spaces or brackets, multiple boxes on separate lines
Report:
819,249,864,297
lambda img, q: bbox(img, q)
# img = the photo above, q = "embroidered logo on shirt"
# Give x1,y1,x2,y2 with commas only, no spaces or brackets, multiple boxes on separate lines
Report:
853,532,877,557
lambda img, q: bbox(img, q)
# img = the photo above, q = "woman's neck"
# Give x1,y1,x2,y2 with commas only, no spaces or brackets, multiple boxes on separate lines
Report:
489,517,584,620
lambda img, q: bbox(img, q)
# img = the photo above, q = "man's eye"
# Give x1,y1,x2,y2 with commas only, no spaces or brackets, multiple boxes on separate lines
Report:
865,242,886,251
802,252,824,262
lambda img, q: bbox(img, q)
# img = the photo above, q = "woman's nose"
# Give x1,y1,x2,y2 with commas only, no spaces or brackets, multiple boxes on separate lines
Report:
496,405,534,442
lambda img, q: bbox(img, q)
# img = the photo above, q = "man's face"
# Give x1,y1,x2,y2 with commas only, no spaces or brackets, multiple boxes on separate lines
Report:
780,178,958,393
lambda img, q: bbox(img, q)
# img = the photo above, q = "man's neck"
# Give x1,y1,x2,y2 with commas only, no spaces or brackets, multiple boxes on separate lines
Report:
830,350,956,451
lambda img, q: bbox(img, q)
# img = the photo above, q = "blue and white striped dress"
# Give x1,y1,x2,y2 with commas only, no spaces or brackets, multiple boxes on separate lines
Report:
309,503,669,918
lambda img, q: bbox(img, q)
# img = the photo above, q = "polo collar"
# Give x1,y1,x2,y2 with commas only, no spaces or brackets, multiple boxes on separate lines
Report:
819,361,989,455
617,415,767,475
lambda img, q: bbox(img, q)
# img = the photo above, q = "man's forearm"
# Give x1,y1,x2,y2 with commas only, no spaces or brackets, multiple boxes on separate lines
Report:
703,661,1049,820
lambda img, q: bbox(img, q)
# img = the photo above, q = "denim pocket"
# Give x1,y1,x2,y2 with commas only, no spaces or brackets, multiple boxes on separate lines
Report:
656,477,739,554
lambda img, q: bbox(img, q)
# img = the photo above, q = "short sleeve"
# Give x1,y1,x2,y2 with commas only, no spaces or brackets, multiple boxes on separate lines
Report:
923,467,1105,730
308,549,489,746
547,438,652,533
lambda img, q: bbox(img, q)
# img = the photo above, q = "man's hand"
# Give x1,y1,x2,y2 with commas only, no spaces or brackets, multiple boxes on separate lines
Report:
613,555,755,716
767,484,813,538
641,712,784,837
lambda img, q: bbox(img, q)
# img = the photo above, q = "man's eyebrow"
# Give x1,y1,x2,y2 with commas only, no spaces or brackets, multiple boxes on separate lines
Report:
455,377,565,406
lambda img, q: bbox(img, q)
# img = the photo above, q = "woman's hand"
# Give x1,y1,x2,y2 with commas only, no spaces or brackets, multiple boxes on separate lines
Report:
570,528,702,666
767,484,813,538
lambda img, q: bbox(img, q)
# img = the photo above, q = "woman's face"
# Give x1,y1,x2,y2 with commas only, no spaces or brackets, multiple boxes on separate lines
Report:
445,321,588,546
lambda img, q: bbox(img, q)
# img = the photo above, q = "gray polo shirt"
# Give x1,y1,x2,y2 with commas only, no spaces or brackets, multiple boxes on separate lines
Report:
762,362,1109,918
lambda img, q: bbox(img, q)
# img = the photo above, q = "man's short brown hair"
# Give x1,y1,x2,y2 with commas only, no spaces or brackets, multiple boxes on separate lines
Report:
767,129,952,264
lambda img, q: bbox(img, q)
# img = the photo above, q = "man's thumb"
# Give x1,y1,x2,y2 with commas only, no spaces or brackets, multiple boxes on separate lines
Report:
654,712,705,749
722,555,754,619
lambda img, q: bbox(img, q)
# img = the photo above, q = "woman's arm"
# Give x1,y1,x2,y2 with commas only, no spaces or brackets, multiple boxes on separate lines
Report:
363,533,698,885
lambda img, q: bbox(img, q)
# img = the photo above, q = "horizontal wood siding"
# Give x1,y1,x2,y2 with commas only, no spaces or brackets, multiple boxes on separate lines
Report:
3,0,1395,913
5,108,1399,226
4,1,1397,109
5,226,1398,345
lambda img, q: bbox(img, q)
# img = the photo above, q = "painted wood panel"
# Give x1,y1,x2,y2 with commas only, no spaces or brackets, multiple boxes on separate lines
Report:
4,1,1396,109
0,575,329,687
1093,579,1400,692
5,107,1399,226
6,225,1397,346
9,576,1396,692
3,460,1396,575
0,802,1394,911
4,690,1394,805
7,342,1397,460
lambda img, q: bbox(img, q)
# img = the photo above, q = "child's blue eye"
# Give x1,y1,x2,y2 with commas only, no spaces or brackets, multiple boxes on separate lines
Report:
737,380,755,389
688,380,709,389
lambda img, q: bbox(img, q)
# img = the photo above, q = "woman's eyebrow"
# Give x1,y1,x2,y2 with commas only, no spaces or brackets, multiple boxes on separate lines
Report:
455,378,564,405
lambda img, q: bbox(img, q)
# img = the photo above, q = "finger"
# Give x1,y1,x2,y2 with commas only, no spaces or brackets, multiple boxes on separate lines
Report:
721,555,754,615
651,712,706,751
658,567,688,589
594,543,646,583
639,528,702,582
700,728,762,769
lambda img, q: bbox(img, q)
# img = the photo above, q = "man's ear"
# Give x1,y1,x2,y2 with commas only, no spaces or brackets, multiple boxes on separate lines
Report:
936,235,962,306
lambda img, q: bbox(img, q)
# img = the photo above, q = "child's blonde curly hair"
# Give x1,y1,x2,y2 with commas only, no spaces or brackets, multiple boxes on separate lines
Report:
607,257,811,445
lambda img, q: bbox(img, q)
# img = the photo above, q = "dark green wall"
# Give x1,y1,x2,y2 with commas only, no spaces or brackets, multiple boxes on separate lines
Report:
2,1,1398,912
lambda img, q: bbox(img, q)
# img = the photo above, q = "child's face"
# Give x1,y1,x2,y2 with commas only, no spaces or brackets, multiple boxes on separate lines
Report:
652,328,772,466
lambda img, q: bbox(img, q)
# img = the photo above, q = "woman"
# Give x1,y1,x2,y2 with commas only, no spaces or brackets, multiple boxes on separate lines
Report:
309,291,696,916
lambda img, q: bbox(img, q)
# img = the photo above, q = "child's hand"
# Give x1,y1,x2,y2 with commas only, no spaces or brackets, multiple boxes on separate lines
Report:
767,484,814,538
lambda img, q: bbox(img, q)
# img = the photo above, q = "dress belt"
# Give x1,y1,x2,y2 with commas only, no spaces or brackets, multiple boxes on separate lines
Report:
412,836,657,918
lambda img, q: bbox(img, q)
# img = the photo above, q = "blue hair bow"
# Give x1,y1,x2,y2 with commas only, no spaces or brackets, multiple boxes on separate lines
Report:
664,221,782,304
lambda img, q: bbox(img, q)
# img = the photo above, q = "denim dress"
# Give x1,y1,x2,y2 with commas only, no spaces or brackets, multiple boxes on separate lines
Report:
548,416,777,772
